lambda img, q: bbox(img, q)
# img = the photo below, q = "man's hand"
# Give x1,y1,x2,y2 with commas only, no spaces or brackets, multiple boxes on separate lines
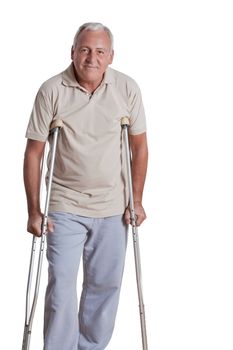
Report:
27,212,54,237
124,202,147,226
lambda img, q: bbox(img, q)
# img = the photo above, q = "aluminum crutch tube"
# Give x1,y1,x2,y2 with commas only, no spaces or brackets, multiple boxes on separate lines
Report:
121,116,148,350
22,119,63,350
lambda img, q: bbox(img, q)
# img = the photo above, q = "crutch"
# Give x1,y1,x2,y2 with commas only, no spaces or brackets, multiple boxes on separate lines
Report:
121,117,148,350
22,119,63,350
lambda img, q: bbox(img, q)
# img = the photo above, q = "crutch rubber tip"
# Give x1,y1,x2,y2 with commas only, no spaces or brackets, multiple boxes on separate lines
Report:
121,116,130,126
50,119,64,131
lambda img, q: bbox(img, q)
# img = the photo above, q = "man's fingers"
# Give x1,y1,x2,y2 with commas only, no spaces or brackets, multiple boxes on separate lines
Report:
135,214,142,226
124,203,147,227
135,203,147,226
124,208,131,225
27,214,54,236
27,220,42,237
124,203,147,226
47,217,54,233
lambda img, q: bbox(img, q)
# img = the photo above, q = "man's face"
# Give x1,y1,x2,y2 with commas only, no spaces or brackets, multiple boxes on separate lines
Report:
71,30,114,86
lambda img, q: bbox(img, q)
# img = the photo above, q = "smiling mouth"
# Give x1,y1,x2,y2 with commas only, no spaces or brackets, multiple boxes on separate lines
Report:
84,65,98,69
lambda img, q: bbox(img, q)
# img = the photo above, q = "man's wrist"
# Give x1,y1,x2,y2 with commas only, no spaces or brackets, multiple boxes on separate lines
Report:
28,208,42,216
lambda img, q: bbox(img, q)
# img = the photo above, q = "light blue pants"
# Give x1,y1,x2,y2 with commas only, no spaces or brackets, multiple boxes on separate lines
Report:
44,212,128,350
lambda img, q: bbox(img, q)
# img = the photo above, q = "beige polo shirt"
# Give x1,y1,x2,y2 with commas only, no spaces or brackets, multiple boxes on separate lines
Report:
26,63,146,217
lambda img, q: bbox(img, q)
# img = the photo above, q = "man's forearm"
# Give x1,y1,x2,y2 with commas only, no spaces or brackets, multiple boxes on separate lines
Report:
130,133,148,203
23,140,45,215
24,153,41,214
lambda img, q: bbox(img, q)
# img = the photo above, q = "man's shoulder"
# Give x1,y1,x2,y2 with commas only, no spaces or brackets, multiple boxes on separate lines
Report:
39,70,64,95
108,67,139,87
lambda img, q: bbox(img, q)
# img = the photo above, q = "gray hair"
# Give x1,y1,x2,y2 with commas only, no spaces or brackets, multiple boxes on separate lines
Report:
73,22,114,51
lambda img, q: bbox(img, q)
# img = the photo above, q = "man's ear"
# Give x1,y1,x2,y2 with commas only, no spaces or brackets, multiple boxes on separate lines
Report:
71,46,74,60
109,49,114,65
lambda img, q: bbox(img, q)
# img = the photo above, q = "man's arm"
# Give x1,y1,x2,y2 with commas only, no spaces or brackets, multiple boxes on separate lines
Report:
124,132,148,226
23,139,53,236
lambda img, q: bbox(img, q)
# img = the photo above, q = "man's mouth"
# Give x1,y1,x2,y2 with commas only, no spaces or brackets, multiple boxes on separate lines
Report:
84,65,98,69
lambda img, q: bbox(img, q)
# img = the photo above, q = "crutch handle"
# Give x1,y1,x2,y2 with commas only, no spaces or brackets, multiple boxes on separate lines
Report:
121,116,130,127
50,119,64,133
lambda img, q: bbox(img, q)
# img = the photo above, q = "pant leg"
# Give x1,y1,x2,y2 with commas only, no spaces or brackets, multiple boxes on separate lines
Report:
78,215,128,350
44,212,90,350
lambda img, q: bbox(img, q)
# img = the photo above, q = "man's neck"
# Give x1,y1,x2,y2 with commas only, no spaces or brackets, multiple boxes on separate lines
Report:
78,80,102,94
73,68,104,93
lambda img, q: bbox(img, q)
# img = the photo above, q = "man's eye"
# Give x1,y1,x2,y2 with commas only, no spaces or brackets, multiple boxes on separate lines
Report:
98,50,105,55
80,48,88,53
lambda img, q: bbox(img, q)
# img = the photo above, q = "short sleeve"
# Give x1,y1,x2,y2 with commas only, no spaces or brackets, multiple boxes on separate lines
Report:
25,88,54,141
128,82,147,135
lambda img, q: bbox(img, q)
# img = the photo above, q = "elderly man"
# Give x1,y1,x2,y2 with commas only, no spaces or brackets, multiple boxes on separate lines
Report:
24,22,148,350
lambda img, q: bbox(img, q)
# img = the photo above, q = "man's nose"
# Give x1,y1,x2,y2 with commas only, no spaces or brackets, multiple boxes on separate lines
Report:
86,51,97,64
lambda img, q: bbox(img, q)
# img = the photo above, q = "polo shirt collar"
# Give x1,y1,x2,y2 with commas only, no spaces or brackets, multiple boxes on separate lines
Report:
62,63,114,89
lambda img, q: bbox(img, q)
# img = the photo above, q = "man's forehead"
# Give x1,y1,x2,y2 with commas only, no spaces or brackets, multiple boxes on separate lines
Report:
77,30,111,46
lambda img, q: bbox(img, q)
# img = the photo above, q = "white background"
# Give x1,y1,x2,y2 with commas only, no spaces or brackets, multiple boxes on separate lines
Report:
0,0,233,349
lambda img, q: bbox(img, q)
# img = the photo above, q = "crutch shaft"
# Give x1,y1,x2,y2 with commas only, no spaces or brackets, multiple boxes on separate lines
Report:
25,237,36,320
22,121,63,350
22,325,30,350
133,226,148,350
121,117,148,350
